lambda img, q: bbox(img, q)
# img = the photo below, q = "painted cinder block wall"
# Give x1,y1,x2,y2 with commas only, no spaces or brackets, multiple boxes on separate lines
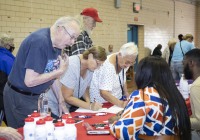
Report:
0,0,199,60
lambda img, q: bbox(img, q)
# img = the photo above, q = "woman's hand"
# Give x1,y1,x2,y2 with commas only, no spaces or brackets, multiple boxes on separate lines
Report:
90,102,103,111
118,100,128,108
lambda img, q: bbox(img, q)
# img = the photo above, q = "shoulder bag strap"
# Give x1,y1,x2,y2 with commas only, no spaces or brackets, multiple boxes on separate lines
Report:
180,41,184,56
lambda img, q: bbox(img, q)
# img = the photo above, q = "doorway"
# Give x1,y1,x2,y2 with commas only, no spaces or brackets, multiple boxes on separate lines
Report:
126,25,138,90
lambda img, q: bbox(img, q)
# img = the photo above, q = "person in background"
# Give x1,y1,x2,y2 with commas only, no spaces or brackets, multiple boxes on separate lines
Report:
183,34,194,43
162,38,177,66
0,127,22,140
152,44,162,57
171,34,194,80
48,46,107,115
110,56,191,140
183,49,200,140
3,16,80,128
0,34,15,126
107,44,113,55
64,7,102,56
90,42,138,108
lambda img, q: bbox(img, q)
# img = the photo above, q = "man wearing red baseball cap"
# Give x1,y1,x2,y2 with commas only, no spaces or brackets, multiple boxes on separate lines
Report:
65,7,102,56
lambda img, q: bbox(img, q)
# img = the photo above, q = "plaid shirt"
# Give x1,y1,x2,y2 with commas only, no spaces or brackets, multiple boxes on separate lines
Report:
64,31,93,56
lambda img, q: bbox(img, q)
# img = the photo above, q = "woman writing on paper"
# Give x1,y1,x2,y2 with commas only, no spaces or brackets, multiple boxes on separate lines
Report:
48,46,107,115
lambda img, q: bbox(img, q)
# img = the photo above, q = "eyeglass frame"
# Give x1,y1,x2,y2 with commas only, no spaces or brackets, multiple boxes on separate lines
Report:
61,26,77,40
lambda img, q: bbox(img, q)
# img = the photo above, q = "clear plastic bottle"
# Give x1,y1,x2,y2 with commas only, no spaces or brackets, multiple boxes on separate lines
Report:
35,119,47,140
53,121,65,140
179,74,189,99
44,115,54,140
24,115,35,140
38,93,48,118
65,118,77,140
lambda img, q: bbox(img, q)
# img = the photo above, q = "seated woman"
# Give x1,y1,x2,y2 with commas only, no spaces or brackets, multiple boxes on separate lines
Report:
90,42,138,108
48,46,107,116
110,56,191,140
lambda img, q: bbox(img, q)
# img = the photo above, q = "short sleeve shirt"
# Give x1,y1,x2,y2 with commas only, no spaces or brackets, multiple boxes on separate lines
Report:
90,54,127,103
60,55,93,107
8,28,61,94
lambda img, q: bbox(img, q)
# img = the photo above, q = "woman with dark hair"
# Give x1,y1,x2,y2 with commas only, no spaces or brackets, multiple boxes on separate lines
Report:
110,56,191,140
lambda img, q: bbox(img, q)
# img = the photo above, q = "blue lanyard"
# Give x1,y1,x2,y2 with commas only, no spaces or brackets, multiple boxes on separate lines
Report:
116,55,124,95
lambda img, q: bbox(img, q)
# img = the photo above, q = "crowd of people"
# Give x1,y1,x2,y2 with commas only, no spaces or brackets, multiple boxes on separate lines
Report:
0,6,199,140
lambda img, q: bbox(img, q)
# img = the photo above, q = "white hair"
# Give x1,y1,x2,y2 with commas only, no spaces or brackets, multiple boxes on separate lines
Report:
119,42,138,57
0,33,14,48
53,16,80,29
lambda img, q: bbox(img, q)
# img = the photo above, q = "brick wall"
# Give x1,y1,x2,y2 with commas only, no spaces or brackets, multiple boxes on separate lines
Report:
0,0,198,56
197,5,200,48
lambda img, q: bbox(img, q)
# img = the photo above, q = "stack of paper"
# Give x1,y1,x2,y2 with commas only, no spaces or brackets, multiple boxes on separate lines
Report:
75,105,123,114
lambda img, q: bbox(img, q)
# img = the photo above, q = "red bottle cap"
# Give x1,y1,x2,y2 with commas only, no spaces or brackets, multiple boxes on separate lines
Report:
54,121,64,127
31,111,40,118
44,116,53,121
25,116,34,122
62,113,69,119
36,119,45,125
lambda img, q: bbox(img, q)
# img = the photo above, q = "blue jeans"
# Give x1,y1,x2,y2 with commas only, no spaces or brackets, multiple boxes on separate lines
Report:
170,61,183,80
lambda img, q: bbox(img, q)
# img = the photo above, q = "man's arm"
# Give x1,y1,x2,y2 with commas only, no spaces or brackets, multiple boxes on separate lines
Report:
24,55,68,87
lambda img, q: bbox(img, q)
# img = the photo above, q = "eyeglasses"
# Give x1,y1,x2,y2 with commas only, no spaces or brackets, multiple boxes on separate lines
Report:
125,60,136,66
62,26,77,40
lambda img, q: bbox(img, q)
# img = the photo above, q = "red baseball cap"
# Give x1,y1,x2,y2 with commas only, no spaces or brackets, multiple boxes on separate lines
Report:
81,8,102,22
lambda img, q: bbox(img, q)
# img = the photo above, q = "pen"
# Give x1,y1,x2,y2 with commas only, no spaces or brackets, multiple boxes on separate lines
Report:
83,122,93,131
75,115,92,119
95,113,107,116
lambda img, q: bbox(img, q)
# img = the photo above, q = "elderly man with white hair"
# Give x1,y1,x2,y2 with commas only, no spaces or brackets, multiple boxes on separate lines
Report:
3,16,80,128
65,7,102,56
90,42,138,108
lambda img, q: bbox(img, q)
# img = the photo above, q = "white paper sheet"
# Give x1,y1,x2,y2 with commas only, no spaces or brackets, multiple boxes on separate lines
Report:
75,105,123,114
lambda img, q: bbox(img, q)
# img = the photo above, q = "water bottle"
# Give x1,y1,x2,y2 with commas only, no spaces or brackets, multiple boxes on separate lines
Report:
24,115,35,140
35,119,47,140
53,121,65,140
65,118,77,140
44,115,54,140
179,74,189,99
38,93,48,118
31,110,40,125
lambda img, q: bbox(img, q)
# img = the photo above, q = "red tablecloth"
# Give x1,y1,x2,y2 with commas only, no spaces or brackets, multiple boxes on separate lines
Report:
0,103,116,140
15,113,116,140
186,98,192,116
0,102,191,140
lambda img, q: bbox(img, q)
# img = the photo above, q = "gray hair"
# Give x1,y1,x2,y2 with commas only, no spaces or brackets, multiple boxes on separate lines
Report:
0,34,14,48
119,42,138,57
52,16,80,29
